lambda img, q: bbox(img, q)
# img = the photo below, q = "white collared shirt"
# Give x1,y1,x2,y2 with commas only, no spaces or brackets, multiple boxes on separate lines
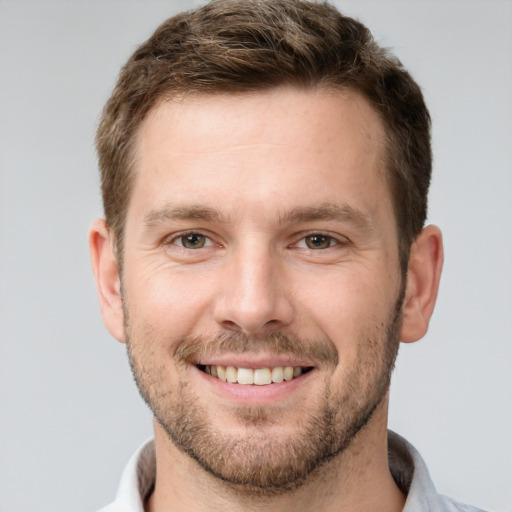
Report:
98,431,487,512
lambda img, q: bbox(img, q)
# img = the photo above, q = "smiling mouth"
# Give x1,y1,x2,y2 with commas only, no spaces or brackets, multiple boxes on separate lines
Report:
198,365,314,385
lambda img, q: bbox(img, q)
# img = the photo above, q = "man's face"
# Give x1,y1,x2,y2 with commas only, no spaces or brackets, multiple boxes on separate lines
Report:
121,88,404,491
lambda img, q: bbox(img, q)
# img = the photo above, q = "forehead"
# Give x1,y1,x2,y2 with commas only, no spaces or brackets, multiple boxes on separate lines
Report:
129,87,391,225
140,87,385,158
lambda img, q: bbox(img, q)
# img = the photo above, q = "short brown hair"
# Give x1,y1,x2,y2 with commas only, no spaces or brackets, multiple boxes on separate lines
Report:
96,0,431,271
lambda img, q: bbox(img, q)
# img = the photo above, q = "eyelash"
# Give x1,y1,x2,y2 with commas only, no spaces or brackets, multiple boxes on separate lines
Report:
294,233,345,250
164,231,347,251
165,231,216,250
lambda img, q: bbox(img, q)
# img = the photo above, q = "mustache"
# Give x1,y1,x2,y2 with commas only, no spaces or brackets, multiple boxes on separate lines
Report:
174,331,339,367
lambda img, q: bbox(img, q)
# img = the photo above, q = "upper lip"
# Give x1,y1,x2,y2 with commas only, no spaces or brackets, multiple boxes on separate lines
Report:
195,355,314,368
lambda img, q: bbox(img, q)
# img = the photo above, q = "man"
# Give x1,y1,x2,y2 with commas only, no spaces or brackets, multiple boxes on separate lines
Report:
89,1,484,511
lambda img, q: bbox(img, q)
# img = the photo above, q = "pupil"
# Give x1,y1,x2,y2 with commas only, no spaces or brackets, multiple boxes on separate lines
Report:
308,235,329,249
185,234,204,248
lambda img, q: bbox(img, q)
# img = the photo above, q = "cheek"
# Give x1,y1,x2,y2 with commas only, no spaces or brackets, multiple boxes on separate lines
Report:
123,262,219,342
297,269,393,337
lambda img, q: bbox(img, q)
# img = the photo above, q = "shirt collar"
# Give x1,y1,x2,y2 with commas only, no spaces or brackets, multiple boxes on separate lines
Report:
388,430,443,511
100,431,481,512
100,439,155,512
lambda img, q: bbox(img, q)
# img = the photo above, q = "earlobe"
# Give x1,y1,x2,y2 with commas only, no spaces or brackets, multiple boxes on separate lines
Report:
89,219,126,343
400,225,444,343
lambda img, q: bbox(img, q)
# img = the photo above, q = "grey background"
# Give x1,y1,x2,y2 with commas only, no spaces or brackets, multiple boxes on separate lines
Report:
0,1,510,511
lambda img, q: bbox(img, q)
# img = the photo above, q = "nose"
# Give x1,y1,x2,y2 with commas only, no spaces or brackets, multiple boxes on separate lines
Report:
213,244,294,335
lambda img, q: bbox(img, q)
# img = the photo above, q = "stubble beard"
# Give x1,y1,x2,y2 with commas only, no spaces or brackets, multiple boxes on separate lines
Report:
124,291,404,496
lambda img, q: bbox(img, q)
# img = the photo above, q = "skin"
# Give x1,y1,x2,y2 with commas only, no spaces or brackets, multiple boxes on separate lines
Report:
90,87,443,512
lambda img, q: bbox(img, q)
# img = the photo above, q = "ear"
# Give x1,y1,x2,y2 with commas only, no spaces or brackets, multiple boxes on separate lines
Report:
400,225,444,343
89,219,126,343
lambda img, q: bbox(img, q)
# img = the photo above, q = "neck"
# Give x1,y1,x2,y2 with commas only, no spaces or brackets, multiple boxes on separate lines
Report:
145,400,405,512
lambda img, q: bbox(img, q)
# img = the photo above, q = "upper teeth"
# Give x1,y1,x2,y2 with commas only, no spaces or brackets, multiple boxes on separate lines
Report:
204,365,303,385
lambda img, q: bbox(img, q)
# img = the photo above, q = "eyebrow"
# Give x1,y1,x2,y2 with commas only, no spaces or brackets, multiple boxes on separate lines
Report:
143,202,374,232
143,204,228,229
280,203,374,232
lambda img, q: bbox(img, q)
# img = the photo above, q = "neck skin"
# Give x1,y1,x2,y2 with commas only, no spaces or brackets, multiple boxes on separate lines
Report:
145,395,405,512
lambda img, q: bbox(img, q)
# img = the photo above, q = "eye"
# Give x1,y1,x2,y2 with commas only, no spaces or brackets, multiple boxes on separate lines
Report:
174,233,213,249
298,234,338,249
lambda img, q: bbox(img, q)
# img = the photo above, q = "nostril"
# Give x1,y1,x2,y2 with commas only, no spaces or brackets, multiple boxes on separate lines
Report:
220,320,242,332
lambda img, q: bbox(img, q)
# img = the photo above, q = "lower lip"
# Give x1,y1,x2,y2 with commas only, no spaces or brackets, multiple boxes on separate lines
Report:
194,366,314,404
